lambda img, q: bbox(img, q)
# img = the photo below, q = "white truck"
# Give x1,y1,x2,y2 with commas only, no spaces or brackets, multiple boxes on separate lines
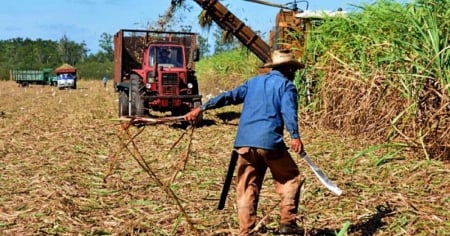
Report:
55,63,77,89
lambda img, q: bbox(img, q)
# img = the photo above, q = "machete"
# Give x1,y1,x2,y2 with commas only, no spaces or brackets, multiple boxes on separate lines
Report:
300,150,342,196
218,150,238,210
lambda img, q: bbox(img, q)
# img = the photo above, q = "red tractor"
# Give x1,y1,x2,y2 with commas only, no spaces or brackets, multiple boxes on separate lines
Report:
114,29,202,117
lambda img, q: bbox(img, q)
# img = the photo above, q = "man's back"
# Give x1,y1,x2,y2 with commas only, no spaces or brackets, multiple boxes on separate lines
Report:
235,70,299,150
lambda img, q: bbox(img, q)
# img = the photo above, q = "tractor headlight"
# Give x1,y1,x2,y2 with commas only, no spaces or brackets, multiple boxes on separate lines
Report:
147,72,155,83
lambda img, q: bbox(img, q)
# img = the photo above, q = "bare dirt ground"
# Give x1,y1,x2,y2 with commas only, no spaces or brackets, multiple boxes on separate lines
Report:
0,80,448,235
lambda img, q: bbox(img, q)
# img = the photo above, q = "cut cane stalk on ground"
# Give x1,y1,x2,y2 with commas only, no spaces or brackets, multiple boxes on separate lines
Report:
108,117,200,235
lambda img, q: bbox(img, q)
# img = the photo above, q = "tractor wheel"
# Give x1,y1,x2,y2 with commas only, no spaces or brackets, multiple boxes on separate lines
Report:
171,105,190,117
193,101,203,124
129,75,147,116
118,90,129,117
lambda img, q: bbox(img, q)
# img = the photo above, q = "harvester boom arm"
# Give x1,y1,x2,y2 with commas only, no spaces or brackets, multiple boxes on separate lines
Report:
193,0,271,63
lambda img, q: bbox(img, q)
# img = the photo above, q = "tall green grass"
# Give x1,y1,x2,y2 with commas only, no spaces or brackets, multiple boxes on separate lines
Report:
195,48,261,95
194,0,449,158
302,0,449,158
306,0,449,94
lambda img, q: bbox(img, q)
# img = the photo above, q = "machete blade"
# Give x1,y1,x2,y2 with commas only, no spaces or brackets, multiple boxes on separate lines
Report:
300,150,342,196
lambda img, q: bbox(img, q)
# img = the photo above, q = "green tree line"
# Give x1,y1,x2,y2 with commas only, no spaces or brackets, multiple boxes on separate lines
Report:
0,29,225,81
0,33,114,80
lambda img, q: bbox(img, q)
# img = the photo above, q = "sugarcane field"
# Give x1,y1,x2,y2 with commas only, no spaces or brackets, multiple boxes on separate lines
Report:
0,0,449,235
0,75,448,235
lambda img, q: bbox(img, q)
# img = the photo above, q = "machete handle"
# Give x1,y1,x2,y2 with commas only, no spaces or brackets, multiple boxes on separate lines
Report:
218,150,238,210
300,149,307,157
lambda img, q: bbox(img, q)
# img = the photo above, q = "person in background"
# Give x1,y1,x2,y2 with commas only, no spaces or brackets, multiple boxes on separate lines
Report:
184,50,306,235
102,75,108,88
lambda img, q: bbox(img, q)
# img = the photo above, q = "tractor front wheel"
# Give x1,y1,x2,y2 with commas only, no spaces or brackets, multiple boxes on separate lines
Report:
118,90,129,117
193,101,203,123
130,75,146,116
117,75,147,117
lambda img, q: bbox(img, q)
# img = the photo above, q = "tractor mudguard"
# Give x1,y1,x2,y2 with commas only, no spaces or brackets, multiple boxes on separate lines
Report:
116,82,130,92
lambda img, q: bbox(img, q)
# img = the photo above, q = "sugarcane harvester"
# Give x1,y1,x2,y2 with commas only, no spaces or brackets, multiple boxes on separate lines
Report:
193,0,315,66
193,0,271,64
114,29,202,117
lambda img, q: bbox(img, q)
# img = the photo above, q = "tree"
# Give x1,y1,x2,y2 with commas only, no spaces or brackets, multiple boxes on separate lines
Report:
98,32,114,62
58,34,88,65
212,26,240,54
0,36,96,80
197,34,210,58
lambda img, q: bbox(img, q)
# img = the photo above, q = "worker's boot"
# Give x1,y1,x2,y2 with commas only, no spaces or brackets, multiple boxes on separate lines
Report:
277,222,304,235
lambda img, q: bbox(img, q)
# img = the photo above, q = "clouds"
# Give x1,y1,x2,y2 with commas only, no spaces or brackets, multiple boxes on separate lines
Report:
3,25,20,33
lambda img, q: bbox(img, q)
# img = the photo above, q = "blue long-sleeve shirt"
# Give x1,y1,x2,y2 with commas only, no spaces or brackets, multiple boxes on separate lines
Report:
201,70,300,150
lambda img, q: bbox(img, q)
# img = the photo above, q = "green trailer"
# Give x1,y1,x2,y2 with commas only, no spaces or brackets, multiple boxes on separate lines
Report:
11,68,56,87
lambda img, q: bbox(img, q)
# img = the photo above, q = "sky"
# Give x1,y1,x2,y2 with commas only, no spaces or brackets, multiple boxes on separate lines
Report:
0,0,388,54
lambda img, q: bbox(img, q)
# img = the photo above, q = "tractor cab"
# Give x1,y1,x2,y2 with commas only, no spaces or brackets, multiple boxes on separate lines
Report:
149,45,184,68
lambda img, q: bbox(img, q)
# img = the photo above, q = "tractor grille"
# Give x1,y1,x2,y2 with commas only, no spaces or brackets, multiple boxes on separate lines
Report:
163,86,177,95
162,73,178,95
162,73,178,85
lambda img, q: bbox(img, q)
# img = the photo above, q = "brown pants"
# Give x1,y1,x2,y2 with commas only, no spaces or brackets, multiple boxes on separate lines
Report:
235,147,301,236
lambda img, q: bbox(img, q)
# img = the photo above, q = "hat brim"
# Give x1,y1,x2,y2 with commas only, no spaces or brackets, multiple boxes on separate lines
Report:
263,60,304,69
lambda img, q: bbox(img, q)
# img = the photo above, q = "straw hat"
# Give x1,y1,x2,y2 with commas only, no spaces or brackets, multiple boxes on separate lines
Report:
263,49,304,69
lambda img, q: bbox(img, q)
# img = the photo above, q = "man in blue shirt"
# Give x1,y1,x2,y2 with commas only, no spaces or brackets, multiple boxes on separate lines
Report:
184,50,305,235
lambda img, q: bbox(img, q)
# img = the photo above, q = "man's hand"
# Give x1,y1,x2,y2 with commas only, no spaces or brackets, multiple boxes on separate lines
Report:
184,107,202,122
290,138,303,153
